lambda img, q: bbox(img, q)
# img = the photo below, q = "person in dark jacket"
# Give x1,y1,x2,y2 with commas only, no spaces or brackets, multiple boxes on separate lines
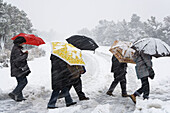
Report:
59,65,89,101
9,36,31,102
47,54,76,109
106,55,129,97
129,51,153,104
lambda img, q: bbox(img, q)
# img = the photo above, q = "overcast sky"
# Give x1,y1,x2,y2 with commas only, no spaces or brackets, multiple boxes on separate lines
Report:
3,0,170,36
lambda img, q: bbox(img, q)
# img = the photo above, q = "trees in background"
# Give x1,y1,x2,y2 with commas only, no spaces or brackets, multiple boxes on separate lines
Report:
78,14,170,46
0,0,46,68
0,0,33,50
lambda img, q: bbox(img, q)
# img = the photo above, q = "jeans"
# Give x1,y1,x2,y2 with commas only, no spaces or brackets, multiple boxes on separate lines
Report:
47,87,73,107
12,76,28,99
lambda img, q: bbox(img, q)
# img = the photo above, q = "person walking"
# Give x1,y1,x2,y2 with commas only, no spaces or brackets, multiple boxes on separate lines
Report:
129,51,154,104
106,55,129,97
59,65,89,101
47,54,76,109
9,36,31,102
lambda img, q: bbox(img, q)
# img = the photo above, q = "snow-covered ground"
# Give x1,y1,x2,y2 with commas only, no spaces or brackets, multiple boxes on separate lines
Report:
0,43,170,113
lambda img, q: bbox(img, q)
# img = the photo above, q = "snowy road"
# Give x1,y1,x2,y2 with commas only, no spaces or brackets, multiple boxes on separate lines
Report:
0,45,170,113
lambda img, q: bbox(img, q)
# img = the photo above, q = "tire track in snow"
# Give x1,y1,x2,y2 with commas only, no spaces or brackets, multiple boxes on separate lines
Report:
82,51,111,93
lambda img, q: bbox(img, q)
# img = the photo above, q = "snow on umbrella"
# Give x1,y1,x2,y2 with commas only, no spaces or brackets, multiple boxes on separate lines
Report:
131,38,170,58
66,35,99,51
11,33,45,46
51,42,85,65
109,40,136,64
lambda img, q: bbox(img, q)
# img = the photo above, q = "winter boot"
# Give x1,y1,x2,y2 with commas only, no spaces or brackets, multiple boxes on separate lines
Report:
106,91,114,96
8,92,16,100
129,94,136,104
143,95,149,100
122,93,130,97
66,102,77,107
22,98,27,101
47,106,58,109
79,97,90,101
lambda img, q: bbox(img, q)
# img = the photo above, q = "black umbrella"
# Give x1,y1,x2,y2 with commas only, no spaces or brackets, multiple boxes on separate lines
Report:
66,35,99,51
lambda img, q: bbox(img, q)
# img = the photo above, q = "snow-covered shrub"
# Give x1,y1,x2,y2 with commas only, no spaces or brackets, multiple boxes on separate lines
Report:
0,49,10,68
0,47,46,68
27,47,46,61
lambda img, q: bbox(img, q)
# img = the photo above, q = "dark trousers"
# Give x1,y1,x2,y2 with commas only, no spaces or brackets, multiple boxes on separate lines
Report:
59,77,85,99
70,77,85,99
134,77,150,98
48,87,73,107
12,76,28,99
108,72,127,94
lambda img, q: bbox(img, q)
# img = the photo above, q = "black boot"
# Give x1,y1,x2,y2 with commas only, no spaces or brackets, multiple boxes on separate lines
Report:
66,102,77,107
8,92,16,100
47,106,58,109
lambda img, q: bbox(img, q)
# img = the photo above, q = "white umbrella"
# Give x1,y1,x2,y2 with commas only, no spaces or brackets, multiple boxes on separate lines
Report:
131,38,170,57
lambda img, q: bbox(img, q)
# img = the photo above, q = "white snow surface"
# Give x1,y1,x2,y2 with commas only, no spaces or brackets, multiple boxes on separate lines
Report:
0,43,170,113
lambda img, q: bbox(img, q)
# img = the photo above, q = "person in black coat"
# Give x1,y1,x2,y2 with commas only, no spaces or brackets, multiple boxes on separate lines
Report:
106,55,129,97
47,54,76,109
9,36,31,102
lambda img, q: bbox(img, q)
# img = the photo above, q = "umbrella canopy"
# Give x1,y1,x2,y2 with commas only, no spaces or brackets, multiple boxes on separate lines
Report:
51,42,85,65
11,33,45,46
66,35,99,51
131,38,170,58
109,40,136,64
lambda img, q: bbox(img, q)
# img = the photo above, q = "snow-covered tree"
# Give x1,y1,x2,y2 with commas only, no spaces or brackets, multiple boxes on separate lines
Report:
115,20,131,41
77,28,93,37
0,1,33,50
0,1,40,68
77,14,170,46
143,16,163,38
92,20,118,45
128,14,146,42
161,16,170,44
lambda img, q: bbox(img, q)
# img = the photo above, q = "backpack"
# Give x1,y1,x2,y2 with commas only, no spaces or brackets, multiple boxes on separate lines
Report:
67,65,85,79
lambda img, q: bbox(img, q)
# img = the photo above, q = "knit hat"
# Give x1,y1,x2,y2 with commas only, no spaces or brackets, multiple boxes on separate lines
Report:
13,36,26,44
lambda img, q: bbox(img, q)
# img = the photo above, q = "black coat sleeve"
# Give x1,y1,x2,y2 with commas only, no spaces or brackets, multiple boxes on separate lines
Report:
111,55,127,73
11,45,28,68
